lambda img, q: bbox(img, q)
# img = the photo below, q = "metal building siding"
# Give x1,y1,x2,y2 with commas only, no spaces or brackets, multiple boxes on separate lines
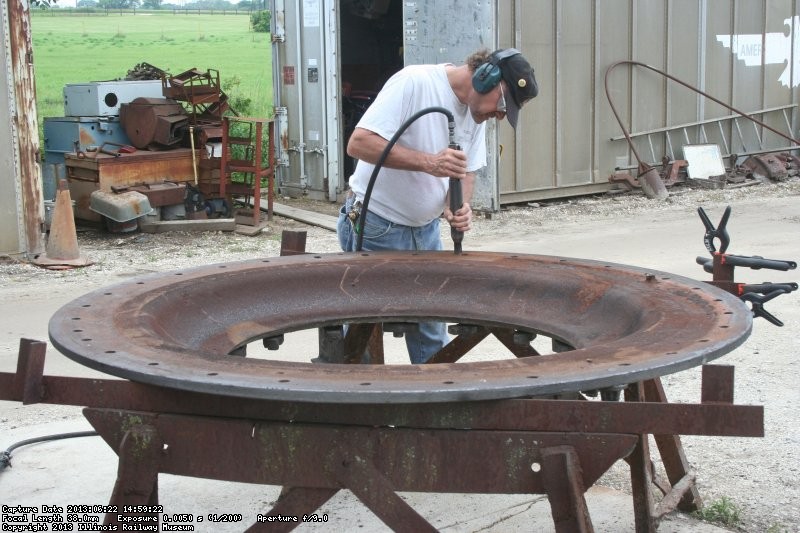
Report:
271,0,331,199
0,0,23,255
499,0,800,204
497,0,558,202
595,0,633,181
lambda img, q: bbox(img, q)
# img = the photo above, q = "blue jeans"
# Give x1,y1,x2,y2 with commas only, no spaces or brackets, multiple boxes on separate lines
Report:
337,195,450,364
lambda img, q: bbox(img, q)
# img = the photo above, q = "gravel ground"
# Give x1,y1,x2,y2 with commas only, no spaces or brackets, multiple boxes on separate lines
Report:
1,177,798,532
2,178,798,285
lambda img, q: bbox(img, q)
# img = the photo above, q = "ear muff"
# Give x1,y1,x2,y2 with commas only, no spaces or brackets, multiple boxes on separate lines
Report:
472,63,501,93
471,48,521,93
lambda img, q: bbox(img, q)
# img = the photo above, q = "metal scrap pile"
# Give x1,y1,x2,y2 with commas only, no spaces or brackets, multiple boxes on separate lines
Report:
609,151,800,196
124,62,168,81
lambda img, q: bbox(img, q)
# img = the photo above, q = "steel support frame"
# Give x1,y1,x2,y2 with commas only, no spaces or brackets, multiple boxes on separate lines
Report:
88,409,632,532
1,339,763,532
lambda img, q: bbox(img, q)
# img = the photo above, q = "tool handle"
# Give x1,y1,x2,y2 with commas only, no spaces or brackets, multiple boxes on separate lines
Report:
449,141,463,255
696,256,713,273
741,282,798,295
698,206,731,254
741,290,791,327
752,306,784,327
723,254,797,271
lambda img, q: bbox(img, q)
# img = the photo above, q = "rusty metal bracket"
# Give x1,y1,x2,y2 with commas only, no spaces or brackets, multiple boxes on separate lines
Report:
0,336,763,532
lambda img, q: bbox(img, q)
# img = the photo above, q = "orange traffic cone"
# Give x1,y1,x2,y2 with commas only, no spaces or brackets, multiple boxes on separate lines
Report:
32,179,92,269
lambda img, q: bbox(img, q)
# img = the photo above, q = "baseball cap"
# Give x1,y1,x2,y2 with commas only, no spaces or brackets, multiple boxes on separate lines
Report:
496,49,538,128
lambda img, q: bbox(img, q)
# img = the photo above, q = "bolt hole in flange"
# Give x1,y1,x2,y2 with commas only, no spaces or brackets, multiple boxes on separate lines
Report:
48,252,752,403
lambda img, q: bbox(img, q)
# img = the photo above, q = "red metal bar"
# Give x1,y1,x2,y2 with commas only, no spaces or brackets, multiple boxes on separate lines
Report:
654,472,697,519
540,446,595,533
626,383,657,533
220,116,230,198
490,327,541,357
335,453,436,533
279,230,307,256
428,327,491,364
14,338,46,404
253,120,262,226
343,323,380,364
83,409,636,494
643,378,702,512
702,365,735,404
104,425,162,527
250,487,336,532
366,323,385,364
0,373,763,437
712,253,736,283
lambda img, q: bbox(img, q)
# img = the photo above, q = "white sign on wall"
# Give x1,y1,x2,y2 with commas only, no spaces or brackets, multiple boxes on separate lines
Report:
716,16,800,88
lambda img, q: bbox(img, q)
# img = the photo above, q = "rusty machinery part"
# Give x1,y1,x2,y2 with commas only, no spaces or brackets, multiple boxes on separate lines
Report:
125,62,167,81
118,97,189,149
604,61,800,196
740,152,800,181
48,252,751,403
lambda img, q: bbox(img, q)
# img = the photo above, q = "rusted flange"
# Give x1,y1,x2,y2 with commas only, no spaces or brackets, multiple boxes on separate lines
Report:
49,252,751,403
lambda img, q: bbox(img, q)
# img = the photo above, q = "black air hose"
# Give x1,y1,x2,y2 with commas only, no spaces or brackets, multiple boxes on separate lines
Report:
355,106,455,252
1,431,98,471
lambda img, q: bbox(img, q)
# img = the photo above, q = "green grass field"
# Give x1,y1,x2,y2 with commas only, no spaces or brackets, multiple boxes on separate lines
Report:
31,12,272,129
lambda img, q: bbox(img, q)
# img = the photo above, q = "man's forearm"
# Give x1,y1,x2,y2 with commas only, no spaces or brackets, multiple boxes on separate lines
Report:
348,128,467,179
348,128,435,173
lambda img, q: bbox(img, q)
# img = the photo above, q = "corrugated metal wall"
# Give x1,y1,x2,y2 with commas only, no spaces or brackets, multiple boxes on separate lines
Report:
497,0,800,204
1,0,24,255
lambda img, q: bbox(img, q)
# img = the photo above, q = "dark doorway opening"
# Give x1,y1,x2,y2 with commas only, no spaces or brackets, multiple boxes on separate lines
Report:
339,0,404,180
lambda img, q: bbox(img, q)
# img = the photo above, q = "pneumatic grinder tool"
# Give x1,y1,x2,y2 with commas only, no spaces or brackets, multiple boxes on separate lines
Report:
448,121,464,255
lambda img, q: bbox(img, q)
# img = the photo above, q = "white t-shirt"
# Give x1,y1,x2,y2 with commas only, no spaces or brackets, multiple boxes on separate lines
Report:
349,64,487,227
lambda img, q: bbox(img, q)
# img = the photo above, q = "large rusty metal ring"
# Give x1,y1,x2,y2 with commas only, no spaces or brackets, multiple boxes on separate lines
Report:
49,251,751,403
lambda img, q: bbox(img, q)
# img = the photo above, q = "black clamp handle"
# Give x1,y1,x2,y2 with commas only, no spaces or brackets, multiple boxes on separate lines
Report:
740,289,792,327
722,254,797,271
696,254,797,273
741,282,798,295
698,206,731,254
695,256,713,273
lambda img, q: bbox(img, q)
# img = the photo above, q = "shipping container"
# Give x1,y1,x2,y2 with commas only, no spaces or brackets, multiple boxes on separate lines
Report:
270,0,800,211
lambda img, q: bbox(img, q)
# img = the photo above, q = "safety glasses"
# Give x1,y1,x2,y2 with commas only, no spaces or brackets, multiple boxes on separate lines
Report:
497,83,507,114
